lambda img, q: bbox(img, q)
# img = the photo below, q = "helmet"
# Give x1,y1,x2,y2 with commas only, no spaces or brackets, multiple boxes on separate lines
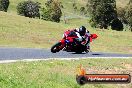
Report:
79,26,86,36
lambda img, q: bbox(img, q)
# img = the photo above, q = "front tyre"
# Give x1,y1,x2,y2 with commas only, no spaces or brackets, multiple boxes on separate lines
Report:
51,42,62,53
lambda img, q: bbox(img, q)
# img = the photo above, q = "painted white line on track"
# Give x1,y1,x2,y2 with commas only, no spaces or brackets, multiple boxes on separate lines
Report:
0,57,131,64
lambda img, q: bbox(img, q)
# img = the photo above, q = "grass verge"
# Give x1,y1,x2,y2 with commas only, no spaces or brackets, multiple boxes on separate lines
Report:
0,11,132,53
0,58,132,88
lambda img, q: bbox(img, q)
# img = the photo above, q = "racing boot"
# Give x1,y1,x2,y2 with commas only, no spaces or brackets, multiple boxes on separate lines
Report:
87,46,92,52
85,46,91,53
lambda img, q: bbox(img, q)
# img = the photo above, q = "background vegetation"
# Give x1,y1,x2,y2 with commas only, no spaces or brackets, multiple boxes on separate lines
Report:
0,12,132,53
0,1,132,88
0,0,131,53
41,0,62,22
0,0,131,31
0,0,9,12
16,0,40,18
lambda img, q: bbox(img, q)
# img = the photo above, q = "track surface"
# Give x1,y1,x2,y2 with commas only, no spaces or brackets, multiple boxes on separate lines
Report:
0,47,132,60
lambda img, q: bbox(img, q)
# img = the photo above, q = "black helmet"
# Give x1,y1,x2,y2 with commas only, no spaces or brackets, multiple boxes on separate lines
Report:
79,26,86,36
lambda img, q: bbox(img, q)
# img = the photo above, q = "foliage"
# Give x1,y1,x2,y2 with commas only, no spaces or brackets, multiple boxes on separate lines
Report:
41,7,52,21
0,0,9,12
72,2,77,12
117,7,128,24
80,7,87,15
41,0,62,22
125,0,132,31
111,18,124,31
87,0,117,29
17,0,40,18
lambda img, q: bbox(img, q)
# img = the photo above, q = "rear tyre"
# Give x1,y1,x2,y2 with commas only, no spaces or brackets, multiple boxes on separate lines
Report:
51,42,62,53
75,45,85,54
75,51,83,54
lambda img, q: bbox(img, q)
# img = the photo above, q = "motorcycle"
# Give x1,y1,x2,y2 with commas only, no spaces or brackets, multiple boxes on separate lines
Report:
51,31,98,53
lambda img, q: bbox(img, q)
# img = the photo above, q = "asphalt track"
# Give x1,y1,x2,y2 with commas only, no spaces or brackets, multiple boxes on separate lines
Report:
0,47,132,60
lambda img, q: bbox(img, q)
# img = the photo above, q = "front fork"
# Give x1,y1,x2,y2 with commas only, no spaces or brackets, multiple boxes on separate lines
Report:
59,39,66,50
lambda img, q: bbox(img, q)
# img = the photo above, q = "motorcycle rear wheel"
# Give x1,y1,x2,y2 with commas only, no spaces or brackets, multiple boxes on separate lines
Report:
74,45,86,54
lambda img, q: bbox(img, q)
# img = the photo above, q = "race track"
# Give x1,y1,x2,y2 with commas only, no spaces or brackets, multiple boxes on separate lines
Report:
0,47,132,60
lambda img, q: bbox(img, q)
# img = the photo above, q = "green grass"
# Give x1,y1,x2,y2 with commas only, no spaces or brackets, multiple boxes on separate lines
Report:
0,58,132,88
0,11,71,48
0,0,132,54
0,11,132,53
116,0,129,8
62,18,132,54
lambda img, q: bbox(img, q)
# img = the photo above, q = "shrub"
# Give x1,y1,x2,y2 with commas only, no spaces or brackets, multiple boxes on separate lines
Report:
0,0,9,12
41,7,52,21
17,0,40,18
125,0,132,31
111,18,124,31
41,0,62,22
72,2,77,12
80,7,87,15
117,7,128,24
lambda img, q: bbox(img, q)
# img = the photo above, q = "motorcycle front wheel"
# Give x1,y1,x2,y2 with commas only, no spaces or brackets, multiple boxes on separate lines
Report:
51,42,63,53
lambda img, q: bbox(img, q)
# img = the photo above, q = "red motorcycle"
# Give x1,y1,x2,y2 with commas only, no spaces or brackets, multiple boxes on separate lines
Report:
51,31,98,53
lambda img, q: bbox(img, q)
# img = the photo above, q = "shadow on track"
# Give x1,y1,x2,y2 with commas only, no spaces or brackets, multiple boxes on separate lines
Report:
92,53,102,56
70,52,103,56
71,52,86,54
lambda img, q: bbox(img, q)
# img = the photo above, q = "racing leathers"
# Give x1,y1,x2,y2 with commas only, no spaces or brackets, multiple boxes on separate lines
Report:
63,28,91,50
74,28,90,50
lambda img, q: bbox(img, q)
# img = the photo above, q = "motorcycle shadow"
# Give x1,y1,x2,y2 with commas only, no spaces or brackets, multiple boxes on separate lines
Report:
70,52,87,54
92,53,102,55
70,52,102,56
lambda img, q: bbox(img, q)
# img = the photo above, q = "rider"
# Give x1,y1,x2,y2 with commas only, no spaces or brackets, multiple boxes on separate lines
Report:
63,26,91,50
74,26,91,50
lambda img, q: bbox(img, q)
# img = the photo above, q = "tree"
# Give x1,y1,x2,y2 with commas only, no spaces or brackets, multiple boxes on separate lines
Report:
41,0,62,22
87,0,117,29
17,0,40,18
125,0,132,31
111,18,123,31
0,0,9,12
117,7,128,24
